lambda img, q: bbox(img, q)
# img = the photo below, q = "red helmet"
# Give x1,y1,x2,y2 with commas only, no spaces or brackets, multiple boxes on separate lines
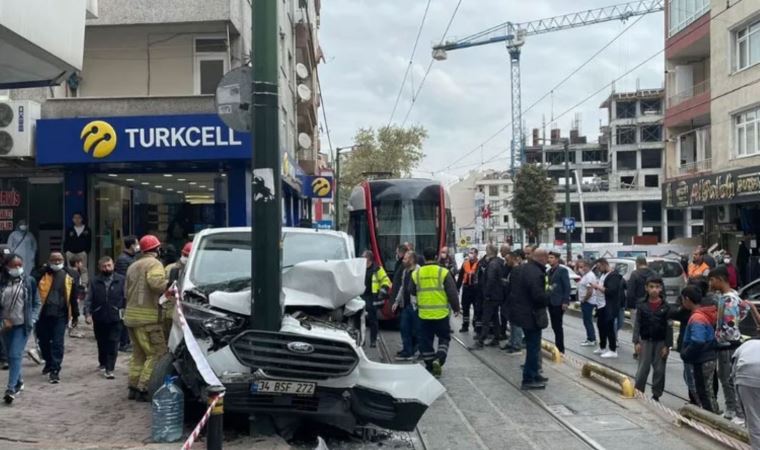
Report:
139,235,161,253
181,242,192,257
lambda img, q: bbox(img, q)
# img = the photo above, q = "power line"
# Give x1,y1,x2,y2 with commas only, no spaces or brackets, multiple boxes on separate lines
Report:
398,0,465,128
387,0,433,127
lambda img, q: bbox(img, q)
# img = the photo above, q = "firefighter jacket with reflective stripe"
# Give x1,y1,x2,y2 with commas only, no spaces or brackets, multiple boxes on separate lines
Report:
413,264,450,320
38,271,75,322
124,254,168,327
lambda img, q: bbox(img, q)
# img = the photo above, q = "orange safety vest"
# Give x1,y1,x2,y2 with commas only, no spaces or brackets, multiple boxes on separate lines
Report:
688,262,709,279
462,259,479,285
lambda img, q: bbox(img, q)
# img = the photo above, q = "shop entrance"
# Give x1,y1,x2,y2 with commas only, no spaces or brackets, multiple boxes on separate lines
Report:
92,172,227,263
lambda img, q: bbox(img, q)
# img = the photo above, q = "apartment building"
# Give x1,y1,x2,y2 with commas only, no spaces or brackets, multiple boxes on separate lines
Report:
2,0,323,262
662,0,760,260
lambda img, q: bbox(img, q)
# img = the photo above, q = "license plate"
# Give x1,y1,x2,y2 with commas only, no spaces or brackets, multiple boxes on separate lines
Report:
251,380,316,396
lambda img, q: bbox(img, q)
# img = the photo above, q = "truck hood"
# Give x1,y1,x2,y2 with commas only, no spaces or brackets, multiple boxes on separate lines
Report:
202,258,366,315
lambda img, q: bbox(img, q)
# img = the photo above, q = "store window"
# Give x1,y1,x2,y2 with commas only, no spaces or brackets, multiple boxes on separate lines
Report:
194,37,228,95
734,19,760,72
735,107,760,157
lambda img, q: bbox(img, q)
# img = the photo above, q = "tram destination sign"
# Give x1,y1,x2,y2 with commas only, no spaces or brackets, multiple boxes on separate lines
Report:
663,167,760,208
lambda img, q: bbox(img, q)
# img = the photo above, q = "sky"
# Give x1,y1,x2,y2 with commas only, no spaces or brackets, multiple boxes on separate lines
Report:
318,0,665,185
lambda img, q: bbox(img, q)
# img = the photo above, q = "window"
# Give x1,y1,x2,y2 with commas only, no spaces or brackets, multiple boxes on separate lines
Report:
645,175,659,187
642,202,662,222
735,20,760,71
502,199,509,208
502,215,510,225
668,0,710,37
488,185,499,196
641,125,662,143
501,184,510,194
640,98,662,115
617,151,637,170
194,37,228,95
616,127,636,145
735,107,760,157
641,149,662,169
616,101,636,119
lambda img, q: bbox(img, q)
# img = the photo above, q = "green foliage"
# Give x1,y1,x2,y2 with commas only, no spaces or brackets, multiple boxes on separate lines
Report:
512,164,556,243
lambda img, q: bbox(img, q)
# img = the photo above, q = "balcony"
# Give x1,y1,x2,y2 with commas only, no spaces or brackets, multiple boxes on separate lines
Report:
667,79,710,109
664,80,710,128
668,0,710,38
678,158,712,175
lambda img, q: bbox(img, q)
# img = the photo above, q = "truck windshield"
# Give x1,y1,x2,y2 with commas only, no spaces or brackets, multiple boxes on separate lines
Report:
189,231,349,286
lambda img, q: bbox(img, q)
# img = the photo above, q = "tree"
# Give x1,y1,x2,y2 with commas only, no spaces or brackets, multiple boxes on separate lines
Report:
512,164,556,244
337,125,427,226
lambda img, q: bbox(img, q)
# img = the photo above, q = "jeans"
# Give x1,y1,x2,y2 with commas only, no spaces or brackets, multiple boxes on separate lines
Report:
3,325,28,393
94,320,122,371
399,306,420,356
37,315,67,373
548,305,565,353
522,328,542,383
509,321,524,350
693,359,719,413
419,317,451,369
683,362,697,398
581,302,596,342
718,348,739,415
615,308,626,337
365,303,379,345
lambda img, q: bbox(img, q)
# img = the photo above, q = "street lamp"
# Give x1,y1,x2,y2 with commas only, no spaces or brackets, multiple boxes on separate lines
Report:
334,144,359,231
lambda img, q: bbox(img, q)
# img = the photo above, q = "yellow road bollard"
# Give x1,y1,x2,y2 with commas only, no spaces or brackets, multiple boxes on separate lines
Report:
581,362,635,398
540,340,562,363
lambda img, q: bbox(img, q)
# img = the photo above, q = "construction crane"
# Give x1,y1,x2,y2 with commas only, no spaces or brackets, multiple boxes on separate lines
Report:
432,0,664,176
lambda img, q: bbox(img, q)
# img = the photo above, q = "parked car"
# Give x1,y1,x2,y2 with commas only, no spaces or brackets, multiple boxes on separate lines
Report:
603,257,686,304
155,227,444,437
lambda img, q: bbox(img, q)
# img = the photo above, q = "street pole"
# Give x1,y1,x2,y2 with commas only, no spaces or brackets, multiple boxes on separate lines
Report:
334,150,341,231
250,0,281,332
563,138,572,263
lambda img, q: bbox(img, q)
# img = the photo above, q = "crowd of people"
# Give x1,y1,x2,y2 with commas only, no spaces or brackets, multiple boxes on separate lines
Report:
0,217,190,407
364,242,760,446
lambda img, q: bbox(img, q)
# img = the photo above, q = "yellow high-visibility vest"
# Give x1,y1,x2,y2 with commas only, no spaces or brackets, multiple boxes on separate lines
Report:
412,264,450,320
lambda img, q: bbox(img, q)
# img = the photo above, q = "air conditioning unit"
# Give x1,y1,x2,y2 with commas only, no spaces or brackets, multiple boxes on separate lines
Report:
717,204,735,224
0,100,40,158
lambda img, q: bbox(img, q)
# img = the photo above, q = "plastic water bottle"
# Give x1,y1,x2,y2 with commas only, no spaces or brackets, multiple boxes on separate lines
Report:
152,376,184,443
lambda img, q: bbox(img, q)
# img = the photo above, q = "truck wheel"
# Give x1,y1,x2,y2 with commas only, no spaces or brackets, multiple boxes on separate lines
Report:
147,352,178,399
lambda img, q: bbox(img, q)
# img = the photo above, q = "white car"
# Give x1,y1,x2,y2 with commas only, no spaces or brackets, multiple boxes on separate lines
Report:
158,227,444,436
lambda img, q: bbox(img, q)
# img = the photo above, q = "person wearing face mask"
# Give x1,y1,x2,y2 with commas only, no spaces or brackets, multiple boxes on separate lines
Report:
723,252,740,289
164,242,191,284
0,254,40,404
437,247,457,274
6,220,37,276
84,257,126,380
115,236,139,353
36,252,78,384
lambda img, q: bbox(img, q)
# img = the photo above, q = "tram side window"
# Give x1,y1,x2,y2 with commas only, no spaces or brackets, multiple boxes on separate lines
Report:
349,211,369,258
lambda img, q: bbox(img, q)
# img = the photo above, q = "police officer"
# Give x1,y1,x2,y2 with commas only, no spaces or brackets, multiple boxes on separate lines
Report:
411,247,461,378
124,235,168,401
362,250,390,349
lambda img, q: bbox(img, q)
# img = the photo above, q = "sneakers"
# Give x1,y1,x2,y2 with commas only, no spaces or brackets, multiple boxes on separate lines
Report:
521,381,546,390
534,375,549,383
42,366,51,375
0,361,8,370
483,337,495,346
431,360,442,378
119,344,133,353
369,342,377,349
26,349,42,365
723,410,736,420
506,348,523,356
394,352,414,361
580,340,596,347
14,380,24,393
105,371,115,380
49,371,60,384
593,348,605,355
732,417,746,426
97,365,106,373
458,324,469,333
498,340,510,350
3,390,14,404
69,329,85,338
601,350,619,359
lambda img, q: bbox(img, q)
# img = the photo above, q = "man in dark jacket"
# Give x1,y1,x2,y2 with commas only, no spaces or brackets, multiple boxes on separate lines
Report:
456,248,482,333
84,257,126,379
62,213,92,285
626,257,656,310
679,285,719,413
513,249,550,390
497,244,512,347
361,250,391,349
392,250,420,360
632,276,673,401
474,245,504,348
547,251,570,354
115,236,139,277
505,250,526,354
594,258,624,359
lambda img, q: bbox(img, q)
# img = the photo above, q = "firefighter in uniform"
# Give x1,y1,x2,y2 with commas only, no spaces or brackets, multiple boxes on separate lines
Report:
456,247,481,333
411,247,461,378
124,235,168,401
163,242,191,338
362,250,391,348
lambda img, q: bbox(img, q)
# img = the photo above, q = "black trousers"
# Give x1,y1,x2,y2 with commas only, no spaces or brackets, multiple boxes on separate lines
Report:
477,299,501,343
597,306,616,352
548,305,565,353
461,286,482,328
37,315,67,372
420,317,451,368
94,320,122,371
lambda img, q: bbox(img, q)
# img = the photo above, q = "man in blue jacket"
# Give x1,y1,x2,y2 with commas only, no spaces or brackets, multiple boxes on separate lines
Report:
547,251,570,354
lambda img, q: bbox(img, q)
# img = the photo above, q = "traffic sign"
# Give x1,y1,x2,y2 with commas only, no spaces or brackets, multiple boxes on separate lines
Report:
562,217,575,230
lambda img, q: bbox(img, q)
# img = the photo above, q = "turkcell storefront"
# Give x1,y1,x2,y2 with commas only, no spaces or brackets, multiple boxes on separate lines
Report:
36,113,307,260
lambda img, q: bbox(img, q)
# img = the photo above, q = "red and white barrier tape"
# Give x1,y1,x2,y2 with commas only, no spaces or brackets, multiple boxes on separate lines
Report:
180,393,224,450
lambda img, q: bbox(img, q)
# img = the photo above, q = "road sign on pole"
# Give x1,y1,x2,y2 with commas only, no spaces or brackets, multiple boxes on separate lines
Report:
563,217,576,231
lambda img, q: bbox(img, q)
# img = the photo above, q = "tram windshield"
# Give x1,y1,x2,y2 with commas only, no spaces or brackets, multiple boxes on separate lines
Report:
374,199,439,273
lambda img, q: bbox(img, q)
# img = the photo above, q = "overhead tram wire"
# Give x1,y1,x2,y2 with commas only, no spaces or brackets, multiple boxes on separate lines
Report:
398,0,465,128
387,0,433,127
434,0,744,175
436,11,650,173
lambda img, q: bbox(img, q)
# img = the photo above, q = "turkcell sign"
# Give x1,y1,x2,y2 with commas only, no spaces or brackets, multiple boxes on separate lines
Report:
36,114,251,165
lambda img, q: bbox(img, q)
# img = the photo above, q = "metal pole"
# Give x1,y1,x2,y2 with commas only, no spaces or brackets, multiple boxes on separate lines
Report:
334,150,340,231
564,139,572,263
206,386,225,450
250,0,281,331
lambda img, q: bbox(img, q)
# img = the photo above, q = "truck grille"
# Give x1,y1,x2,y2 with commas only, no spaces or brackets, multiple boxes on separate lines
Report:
230,331,359,380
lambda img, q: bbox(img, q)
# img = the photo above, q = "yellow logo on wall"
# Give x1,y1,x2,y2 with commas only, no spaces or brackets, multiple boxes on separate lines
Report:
311,177,332,197
81,120,117,159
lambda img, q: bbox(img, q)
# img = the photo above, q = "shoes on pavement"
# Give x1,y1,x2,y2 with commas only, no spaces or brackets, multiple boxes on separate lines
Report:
498,340,510,349
128,387,139,400
471,341,484,350
42,366,51,375
521,381,546,390
483,337,495,346
732,417,746,426
473,326,482,336
119,344,133,353
49,371,60,384
459,325,469,333
0,361,8,370
593,348,605,355
394,353,414,361
136,390,150,402
723,410,736,420
3,389,14,404
69,330,85,338
14,380,23,394
534,375,549,383
431,360,442,378
580,340,596,347
651,395,660,402
26,349,42,365
98,365,106,373
507,348,523,356
369,342,377,348
105,371,115,380
601,350,618,358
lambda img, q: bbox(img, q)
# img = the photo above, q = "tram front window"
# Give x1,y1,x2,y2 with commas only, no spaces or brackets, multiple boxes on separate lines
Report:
375,199,438,273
